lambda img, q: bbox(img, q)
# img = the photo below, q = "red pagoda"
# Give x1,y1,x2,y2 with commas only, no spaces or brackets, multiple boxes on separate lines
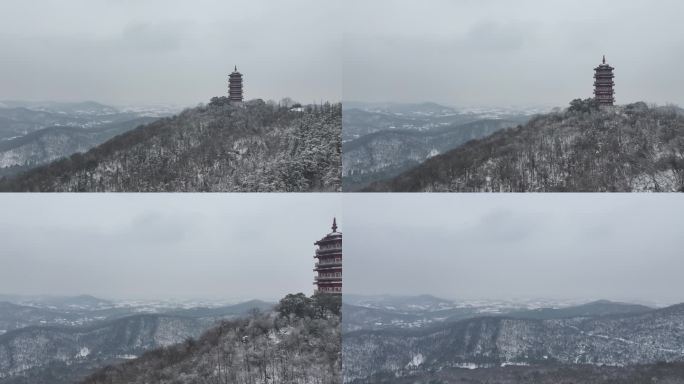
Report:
593,55,615,106
228,66,243,103
313,218,342,295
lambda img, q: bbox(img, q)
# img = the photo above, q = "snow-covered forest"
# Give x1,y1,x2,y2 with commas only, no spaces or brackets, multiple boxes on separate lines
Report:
365,101,684,192
344,301,684,383
82,293,341,384
0,99,341,192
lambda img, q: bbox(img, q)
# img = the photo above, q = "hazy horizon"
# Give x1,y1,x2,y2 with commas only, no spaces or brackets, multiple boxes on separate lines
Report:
0,0,341,106
0,194,341,302
343,293,668,308
343,0,684,108
344,194,684,306
0,292,276,304
342,99,555,110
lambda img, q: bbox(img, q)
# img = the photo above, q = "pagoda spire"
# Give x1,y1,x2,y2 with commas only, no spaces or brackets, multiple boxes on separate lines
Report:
228,65,244,103
593,55,615,106
234,65,237,71
314,218,342,295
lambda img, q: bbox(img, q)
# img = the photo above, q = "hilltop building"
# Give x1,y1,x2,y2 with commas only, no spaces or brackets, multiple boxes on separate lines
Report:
313,218,342,295
228,66,244,103
594,55,615,106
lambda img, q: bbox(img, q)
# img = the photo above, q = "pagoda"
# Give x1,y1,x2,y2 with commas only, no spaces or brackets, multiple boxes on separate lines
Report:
593,55,615,106
313,218,342,295
228,66,244,103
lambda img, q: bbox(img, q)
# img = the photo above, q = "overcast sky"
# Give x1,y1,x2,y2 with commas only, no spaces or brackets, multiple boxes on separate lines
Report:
0,194,340,302
343,0,684,108
344,194,684,305
0,0,341,107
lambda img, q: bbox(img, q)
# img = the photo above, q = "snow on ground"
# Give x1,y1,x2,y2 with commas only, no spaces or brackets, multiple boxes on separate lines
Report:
501,361,529,367
76,347,90,358
427,149,440,158
116,354,138,360
406,353,424,368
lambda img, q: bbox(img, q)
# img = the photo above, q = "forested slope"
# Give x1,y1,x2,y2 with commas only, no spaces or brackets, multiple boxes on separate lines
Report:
0,99,341,192
343,119,519,191
366,101,684,192
82,293,341,384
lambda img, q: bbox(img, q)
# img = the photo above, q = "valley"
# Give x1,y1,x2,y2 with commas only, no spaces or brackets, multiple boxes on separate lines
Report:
342,102,537,190
0,294,274,384
342,294,684,383
0,101,175,177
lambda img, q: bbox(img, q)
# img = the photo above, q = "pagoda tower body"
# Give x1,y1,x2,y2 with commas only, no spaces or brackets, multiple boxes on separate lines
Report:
593,55,615,106
313,218,342,295
228,66,244,103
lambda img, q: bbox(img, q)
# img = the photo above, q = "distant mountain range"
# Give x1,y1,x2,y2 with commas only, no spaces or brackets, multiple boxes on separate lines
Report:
505,300,652,320
0,294,113,310
342,295,655,333
342,101,542,141
343,299,684,383
0,99,341,192
364,102,684,192
164,299,274,319
0,101,121,116
343,119,524,191
342,303,482,333
0,295,125,332
343,101,462,115
0,295,275,384
342,102,534,190
342,103,473,142
0,101,171,177
0,117,157,177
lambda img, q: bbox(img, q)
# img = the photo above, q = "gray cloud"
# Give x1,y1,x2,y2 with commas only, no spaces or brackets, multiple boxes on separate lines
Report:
119,21,192,52
461,21,536,52
0,0,341,106
0,194,341,301
343,194,684,305
343,0,684,107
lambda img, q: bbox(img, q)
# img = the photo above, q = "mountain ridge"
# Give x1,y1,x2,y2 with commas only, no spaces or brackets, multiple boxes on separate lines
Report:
80,293,341,384
0,297,281,383
364,101,684,192
0,99,341,192
343,300,684,382
343,119,521,190
0,313,205,382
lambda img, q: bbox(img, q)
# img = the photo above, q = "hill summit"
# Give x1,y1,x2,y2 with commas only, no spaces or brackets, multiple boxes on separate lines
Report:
365,100,684,192
0,99,341,192
82,293,341,384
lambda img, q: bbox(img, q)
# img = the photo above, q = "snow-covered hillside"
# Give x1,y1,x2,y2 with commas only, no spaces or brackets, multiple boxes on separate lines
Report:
0,99,341,192
365,102,684,192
